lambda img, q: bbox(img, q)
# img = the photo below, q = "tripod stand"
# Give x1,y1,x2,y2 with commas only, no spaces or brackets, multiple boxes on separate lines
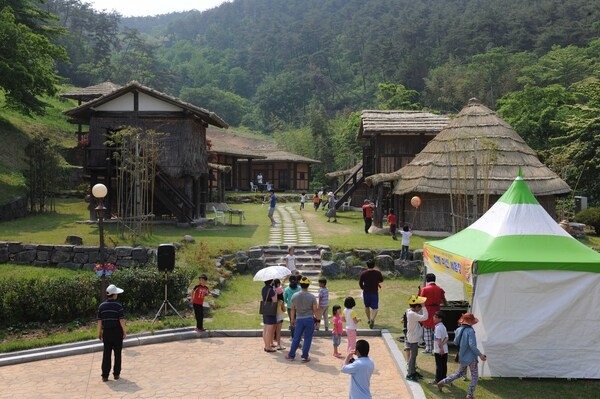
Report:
152,272,184,323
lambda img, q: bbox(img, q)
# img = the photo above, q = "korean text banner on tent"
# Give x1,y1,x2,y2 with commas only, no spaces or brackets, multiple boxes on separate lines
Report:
424,244,475,282
423,244,474,300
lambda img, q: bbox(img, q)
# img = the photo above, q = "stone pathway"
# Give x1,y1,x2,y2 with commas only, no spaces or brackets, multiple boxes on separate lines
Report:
0,333,415,399
269,205,313,245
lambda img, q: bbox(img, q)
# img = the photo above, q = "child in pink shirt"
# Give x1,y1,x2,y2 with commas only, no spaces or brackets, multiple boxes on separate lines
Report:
332,305,344,358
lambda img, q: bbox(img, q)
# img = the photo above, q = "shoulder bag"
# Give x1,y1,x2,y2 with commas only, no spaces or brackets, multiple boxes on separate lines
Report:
259,287,277,316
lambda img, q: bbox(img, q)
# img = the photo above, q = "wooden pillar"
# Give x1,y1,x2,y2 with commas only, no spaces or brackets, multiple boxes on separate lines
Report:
374,184,384,228
247,159,253,191
199,174,208,218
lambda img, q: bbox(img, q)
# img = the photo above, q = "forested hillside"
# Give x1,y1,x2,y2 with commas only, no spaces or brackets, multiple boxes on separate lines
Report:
42,0,600,125
2,0,600,205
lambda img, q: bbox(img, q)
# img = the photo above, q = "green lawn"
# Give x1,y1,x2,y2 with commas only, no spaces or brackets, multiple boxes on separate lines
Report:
1,197,598,398
0,195,431,253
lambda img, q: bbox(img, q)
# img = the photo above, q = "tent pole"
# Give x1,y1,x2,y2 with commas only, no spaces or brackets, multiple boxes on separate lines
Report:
447,151,456,233
472,138,478,224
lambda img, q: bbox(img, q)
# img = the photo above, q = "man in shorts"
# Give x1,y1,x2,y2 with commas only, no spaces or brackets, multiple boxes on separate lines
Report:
263,189,277,227
359,259,383,329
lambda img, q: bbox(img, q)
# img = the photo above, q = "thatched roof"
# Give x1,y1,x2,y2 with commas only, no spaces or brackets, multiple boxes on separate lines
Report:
391,98,571,196
64,81,228,128
207,129,320,163
326,162,363,179
61,82,122,102
207,130,267,159
358,110,450,140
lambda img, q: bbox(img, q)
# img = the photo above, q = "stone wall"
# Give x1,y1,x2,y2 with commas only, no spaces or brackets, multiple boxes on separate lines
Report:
0,241,155,270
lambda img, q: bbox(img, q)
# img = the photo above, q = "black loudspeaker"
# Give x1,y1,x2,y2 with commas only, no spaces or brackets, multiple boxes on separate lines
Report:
157,244,175,272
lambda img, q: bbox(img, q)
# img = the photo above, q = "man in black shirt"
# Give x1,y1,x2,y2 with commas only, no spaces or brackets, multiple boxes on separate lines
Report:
359,259,383,329
97,284,127,381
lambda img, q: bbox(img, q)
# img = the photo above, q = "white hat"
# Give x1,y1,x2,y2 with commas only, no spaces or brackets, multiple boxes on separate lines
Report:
106,284,124,296
328,192,334,196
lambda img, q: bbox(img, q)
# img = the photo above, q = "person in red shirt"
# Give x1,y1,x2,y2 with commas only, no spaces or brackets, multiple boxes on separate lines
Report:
192,274,210,332
419,273,447,354
361,199,375,234
387,208,397,240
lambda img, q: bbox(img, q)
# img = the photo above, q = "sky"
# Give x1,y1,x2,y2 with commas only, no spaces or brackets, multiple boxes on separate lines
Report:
89,0,230,17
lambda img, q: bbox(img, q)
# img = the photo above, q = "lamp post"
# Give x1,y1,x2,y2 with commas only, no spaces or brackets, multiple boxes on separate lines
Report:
92,183,108,302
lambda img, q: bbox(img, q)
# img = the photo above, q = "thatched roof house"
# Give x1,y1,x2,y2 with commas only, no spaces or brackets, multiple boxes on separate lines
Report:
391,98,571,232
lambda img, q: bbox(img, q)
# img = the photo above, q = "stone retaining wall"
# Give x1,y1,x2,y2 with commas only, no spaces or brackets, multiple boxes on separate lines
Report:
0,241,155,270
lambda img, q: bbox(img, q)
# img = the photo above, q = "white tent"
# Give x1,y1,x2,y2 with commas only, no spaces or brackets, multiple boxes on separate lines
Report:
424,174,600,378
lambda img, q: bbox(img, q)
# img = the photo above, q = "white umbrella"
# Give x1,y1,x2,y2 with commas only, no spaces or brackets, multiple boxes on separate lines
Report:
253,265,291,282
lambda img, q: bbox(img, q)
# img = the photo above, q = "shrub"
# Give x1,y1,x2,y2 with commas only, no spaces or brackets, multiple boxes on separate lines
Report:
574,207,600,235
0,268,194,326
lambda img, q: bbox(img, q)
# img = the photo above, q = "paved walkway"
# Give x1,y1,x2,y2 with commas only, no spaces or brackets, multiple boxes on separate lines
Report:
269,205,313,245
0,330,423,399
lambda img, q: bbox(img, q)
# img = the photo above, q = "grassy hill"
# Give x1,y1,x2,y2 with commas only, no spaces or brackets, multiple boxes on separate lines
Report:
0,91,77,204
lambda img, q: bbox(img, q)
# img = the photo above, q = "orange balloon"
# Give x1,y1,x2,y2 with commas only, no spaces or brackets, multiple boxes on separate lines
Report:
410,196,422,208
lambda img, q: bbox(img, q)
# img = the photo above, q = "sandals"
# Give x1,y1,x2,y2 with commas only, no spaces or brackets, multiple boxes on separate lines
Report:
284,354,295,361
301,357,311,363
437,382,445,392
264,348,276,352
276,345,286,350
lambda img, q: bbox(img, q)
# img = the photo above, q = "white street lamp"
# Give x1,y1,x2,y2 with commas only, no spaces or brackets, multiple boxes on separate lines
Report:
92,183,108,301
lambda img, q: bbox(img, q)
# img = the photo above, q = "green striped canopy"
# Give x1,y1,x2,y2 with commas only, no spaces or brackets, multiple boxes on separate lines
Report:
426,175,600,275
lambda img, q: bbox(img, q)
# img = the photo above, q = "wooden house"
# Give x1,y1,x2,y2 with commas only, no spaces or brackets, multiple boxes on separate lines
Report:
331,110,449,224
64,81,228,222
377,98,571,232
207,129,320,193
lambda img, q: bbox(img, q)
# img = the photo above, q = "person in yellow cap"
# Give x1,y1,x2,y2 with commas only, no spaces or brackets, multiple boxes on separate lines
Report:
284,276,320,362
405,295,428,381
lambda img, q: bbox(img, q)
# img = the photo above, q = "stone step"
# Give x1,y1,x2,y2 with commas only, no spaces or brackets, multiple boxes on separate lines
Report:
263,257,321,263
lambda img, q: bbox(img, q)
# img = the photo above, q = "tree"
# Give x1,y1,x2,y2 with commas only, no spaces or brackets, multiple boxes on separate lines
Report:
180,85,252,127
496,84,578,150
111,28,176,92
545,78,600,205
376,82,420,110
330,111,362,171
307,101,334,188
0,1,67,114
254,71,312,127
24,136,62,213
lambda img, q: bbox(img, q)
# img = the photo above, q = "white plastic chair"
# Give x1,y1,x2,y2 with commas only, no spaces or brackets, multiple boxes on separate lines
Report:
342,197,352,211
212,206,226,225
250,182,258,192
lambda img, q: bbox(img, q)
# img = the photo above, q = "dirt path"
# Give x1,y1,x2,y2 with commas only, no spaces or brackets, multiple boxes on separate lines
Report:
298,206,357,237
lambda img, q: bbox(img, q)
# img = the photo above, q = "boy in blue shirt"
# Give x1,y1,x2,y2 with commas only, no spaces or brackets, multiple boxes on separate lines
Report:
341,339,374,399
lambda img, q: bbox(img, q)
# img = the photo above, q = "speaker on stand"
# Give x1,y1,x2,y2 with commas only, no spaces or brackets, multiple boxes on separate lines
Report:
152,244,184,323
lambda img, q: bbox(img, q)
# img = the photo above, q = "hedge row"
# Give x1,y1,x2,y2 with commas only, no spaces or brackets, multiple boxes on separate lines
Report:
0,268,194,325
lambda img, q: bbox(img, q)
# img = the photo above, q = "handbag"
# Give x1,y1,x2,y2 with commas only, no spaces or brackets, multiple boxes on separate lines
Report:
259,300,277,316
259,288,277,316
